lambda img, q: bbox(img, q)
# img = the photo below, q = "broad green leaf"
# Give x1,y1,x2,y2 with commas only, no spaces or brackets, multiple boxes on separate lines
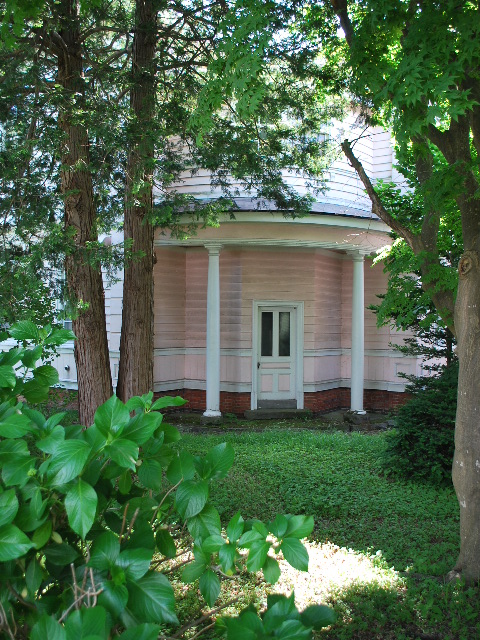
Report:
204,442,234,480
118,548,152,580
44,329,76,346
14,500,47,532
64,606,107,639
105,438,139,471
30,487,47,519
127,572,178,624
227,511,244,543
280,538,309,572
0,523,34,560
161,422,181,443
125,396,149,412
264,594,298,632
263,556,281,584
182,558,207,583
31,614,66,640
22,379,50,403
98,580,128,618
219,543,237,574
252,520,269,537
156,529,177,559
44,411,68,430
138,459,162,491
0,412,34,438
246,540,270,572
166,450,196,484
118,469,132,494
36,425,66,453
22,407,46,429
0,365,16,388
34,364,59,386
2,452,35,487
126,519,155,552
123,412,163,444
89,531,120,570
284,515,314,539
82,424,106,453
118,623,161,640
0,488,19,526
151,395,187,410
9,320,39,341
0,438,28,460
0,347,24,366
238,529,264,548
269,514,288,539
32,520,53,549
94,395,130,435
275,619,311,640
20,345,43,368
222,618,258,640
199,569,221,606
187,504,221,540
202,533,225,554
26,557,44,595
65,479,98,539
44,542,79,566
48,440,91,485
175,480,209,519
300,604,336,629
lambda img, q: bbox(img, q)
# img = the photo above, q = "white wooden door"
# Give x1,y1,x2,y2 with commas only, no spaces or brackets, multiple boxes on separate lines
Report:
257,306,297,408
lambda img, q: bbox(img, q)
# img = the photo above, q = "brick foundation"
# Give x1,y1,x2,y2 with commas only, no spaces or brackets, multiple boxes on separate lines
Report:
156,387,410,415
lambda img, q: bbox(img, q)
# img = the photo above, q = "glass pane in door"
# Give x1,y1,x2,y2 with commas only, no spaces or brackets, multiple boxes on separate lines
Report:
261,312,273,356
278,311,291,356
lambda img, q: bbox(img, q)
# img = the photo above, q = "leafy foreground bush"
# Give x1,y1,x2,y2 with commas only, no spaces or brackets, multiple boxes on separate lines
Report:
382,362,458,484
0,321,335,639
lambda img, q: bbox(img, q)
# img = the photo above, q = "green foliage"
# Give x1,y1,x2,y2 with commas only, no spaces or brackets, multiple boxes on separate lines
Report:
370,176,462,349
179,428,458,576
382,363,458,485
0,327,332,638
217,593,336,639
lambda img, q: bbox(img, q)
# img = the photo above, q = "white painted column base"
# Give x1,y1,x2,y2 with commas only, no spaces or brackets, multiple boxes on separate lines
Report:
203,244,222,418
351,252,365,413
203,409,222,418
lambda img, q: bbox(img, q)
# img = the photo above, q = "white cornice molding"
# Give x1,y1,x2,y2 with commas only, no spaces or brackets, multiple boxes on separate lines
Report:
154,213,389,250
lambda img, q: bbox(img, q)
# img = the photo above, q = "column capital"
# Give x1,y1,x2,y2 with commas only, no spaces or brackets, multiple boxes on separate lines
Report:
350,249,368,262
204,243,223,255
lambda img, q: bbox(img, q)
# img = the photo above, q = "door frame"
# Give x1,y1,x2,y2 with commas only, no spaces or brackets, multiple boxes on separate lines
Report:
251,300,304,410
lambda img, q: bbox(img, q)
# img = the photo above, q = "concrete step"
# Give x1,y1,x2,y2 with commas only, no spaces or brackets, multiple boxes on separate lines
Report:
244,409,312,421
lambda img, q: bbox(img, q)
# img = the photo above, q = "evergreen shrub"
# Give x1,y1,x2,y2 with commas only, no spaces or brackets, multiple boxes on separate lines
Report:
382,362,458,484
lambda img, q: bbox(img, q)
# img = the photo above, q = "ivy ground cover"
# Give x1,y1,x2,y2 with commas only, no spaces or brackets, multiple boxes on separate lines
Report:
178,428,479,640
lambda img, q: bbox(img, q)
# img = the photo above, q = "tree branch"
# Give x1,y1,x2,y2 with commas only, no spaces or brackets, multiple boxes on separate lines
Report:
341,139,418,248
330,0,354,46
342,138,456,333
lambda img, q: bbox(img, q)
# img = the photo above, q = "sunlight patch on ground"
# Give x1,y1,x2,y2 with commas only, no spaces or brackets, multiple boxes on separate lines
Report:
272,541,401,611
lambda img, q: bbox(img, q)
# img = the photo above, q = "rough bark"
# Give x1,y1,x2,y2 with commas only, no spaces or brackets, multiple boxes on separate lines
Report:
452,249,480,583
116,0,157,401
57,0,113,425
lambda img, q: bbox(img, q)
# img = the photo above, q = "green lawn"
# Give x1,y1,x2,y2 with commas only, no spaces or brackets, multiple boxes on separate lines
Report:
175,428,479,640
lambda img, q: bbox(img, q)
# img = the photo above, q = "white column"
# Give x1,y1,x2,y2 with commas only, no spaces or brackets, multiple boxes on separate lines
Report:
351,252,366,413
203,244,222,417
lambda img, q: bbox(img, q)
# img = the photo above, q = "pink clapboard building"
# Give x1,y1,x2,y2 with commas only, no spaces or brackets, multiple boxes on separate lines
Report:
55,124,422,416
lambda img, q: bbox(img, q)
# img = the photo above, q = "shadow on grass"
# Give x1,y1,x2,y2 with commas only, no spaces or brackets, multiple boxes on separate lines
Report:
317,575,480,640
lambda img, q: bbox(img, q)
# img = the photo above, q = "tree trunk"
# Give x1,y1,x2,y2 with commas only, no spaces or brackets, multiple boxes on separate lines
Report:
452,253,480,583
116,0,157,402
58,0,113,425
